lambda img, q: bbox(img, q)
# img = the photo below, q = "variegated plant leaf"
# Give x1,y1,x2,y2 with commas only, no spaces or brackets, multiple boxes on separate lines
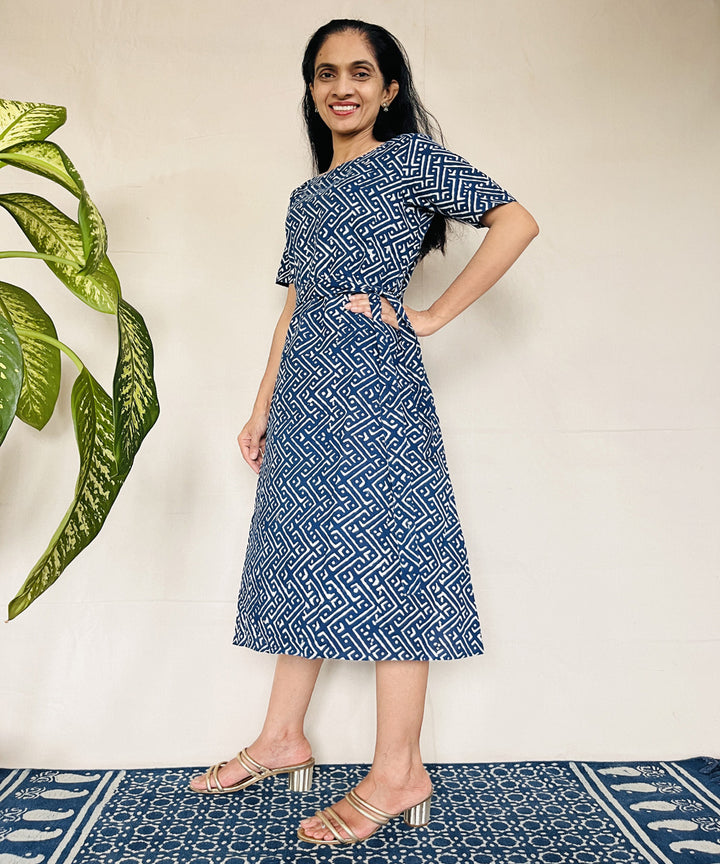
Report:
77,190,108,275
0,313,23,444
0,98,66,152
0,142,109,275
7,368,126,620
0,193,118,313
49,151,109,274
113,298,160,475
0,281,61,430
0,141,82,194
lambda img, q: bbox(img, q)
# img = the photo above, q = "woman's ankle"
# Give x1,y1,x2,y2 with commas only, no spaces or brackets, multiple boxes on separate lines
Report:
253,729,311,756
367,758,430,789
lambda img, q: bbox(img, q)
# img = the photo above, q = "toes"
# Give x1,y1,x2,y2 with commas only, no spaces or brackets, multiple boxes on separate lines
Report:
300,820,334,841
300,808,354,843
300,815,319,827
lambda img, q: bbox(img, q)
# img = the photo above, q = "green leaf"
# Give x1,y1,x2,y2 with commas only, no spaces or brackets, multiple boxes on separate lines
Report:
0,142,109,276
51,154,109,275
7,369,126,619
0,313,23,444
112,297,160,475
0,192,118,312
0,141,82,194
77,189,108,275
0,103,108,273
0,281,61,430
0,98,66,151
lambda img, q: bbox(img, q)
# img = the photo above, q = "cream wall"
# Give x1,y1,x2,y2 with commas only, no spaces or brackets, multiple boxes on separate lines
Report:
1,0,718,768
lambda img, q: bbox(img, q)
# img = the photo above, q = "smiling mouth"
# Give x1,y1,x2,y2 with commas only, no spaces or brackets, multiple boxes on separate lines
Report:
330,104,359,115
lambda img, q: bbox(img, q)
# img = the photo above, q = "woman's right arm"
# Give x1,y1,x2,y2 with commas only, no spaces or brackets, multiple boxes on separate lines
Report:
237,285,296,474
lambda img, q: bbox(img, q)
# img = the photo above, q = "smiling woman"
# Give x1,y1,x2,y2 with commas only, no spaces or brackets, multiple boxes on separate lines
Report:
190,17,538,848
309,31,399,158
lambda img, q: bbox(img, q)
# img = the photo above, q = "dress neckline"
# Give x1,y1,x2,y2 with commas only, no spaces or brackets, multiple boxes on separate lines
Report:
312,137,399,181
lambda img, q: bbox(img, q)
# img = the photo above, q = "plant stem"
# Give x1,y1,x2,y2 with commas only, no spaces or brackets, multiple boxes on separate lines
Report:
0,250,79,268
14,327,84,373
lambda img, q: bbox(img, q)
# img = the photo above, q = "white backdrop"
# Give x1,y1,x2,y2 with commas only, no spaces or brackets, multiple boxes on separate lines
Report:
1,0,718,769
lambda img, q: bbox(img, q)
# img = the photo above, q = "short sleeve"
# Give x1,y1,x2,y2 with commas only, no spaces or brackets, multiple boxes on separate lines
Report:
275,237,295,287
401,134,515,227
275,194,297,287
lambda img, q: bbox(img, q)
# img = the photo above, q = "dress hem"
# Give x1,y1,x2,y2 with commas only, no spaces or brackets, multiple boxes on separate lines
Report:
232,639,484,663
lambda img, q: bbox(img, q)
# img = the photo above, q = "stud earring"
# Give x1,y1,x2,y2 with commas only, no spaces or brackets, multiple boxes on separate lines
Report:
314,105,319,113
381,102,389,112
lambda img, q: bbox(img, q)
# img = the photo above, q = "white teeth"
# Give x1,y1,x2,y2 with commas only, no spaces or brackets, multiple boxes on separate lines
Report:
332,105,357,113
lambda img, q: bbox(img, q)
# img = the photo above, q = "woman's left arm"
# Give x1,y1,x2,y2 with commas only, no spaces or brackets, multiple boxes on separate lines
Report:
407,201,539,337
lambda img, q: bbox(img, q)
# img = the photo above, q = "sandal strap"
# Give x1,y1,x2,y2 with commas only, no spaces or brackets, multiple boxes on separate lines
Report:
283,756,316,771
346,788,394,824
317,806,359,844
207,761,228,791
236,748,268,778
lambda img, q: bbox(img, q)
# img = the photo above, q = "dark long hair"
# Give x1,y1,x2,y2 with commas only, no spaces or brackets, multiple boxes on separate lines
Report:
301,19,447,257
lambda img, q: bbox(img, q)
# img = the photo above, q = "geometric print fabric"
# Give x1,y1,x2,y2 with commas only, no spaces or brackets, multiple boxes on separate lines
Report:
233,134,515,660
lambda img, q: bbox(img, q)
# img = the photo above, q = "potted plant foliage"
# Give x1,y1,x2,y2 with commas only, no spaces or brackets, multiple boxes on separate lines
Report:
0,98,159,619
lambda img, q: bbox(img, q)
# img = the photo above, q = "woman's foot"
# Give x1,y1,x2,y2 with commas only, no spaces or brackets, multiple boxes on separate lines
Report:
299,764,432,842
189,734,313,792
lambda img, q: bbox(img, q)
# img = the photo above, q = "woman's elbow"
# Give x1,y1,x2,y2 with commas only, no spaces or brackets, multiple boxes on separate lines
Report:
516,203,539,240
485,201,539,239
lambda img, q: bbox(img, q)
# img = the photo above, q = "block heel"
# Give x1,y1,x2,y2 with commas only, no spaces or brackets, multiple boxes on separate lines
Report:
403,794,432,826
288,762,314,792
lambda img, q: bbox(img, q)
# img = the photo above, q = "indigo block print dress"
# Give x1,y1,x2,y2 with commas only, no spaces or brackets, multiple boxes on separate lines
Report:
233,133,515,661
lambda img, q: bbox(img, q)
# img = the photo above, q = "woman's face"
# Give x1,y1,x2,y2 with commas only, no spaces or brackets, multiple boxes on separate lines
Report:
309,30,398,140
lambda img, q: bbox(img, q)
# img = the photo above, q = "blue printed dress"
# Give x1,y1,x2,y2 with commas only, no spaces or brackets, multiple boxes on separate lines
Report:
233,133,515,661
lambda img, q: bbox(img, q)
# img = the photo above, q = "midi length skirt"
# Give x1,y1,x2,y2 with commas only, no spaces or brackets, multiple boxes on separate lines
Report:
233,287,484,661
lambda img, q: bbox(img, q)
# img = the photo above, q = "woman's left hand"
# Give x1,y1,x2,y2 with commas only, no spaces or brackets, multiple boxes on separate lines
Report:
344,293,399,328
345,293,440,336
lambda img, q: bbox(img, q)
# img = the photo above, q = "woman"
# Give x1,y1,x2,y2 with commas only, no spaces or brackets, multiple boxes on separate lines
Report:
190,19,538,846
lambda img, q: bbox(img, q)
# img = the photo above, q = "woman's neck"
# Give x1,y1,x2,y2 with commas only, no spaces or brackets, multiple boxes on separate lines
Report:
328,130,382,171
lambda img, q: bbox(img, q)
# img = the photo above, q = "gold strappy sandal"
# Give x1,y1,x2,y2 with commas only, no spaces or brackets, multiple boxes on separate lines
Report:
297,787,432,846
189,747,314,794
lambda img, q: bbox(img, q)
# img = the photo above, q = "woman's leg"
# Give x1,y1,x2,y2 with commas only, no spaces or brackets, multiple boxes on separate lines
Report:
299,659,433,841
190,653,323,791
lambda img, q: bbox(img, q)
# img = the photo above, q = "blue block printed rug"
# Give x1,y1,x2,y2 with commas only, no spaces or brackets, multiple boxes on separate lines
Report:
1,758,719,863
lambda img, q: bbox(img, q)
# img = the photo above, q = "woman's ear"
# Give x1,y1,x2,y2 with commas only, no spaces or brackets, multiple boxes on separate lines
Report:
385,80,400,105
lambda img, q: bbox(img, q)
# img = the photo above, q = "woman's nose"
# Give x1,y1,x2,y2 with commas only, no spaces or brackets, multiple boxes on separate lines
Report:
333,75,354,98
